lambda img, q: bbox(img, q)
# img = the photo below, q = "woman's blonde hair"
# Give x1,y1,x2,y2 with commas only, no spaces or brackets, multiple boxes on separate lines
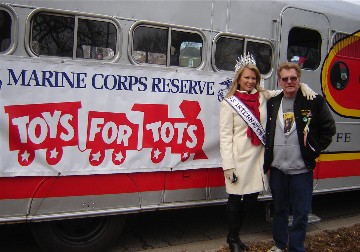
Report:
225,64,262,98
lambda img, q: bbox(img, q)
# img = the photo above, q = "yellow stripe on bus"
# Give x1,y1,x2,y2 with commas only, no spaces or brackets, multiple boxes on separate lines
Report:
319,152,360,161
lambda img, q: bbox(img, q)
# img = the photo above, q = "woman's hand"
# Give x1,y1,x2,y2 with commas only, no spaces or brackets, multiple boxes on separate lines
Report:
224,168,237,183
300,83,317,100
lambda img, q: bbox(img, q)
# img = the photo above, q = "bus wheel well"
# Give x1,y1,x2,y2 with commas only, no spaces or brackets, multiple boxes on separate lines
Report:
30,215,126,252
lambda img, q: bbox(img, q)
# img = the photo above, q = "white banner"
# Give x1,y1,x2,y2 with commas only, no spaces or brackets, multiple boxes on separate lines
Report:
0,56,233,176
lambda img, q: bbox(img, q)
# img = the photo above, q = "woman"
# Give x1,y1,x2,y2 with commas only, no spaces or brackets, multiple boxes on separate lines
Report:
219,55,315,252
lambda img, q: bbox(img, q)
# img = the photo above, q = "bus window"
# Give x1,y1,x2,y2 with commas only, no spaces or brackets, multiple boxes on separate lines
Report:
76,19,116,60
132,25,167,65
0,9,11,53
332,32,349,46
287,27,321,70
131,24,204,68
31,13,74,57
214,36,272,75
246,40,272,74
171,29,202,68
31,12,118,60
214,36,244,71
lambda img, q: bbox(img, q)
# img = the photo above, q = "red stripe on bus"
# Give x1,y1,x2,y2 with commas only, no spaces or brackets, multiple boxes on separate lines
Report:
315,159,360,179
0,168,224,199
1,159,359,200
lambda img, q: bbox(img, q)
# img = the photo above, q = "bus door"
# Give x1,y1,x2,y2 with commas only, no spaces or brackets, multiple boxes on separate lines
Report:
279,7,330,94
279,7,330,188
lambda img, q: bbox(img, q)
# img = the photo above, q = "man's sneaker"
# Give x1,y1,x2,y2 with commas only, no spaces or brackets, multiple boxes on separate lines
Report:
267,245,285,252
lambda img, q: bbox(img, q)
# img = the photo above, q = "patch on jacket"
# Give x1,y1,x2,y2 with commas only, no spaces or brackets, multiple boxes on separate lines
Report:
301,109,312,122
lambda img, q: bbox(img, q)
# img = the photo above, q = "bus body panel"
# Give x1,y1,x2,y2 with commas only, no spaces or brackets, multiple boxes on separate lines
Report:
0,0,360,226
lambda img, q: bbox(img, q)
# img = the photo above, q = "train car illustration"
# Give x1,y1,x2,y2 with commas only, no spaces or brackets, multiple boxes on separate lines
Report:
86,111,139,166
4,102,81,166
132,100,207,163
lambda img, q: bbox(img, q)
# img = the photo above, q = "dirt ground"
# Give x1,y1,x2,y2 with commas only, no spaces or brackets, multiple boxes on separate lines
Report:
217,223,360,252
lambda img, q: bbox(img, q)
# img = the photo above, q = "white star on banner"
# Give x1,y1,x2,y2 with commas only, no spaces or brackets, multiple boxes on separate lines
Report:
91,151,101,161
153,148,162,159
50,148,58,159
114,151,124,161
21,150,30,162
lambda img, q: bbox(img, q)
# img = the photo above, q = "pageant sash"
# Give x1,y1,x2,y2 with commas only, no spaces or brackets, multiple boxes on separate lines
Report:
225,95,266,145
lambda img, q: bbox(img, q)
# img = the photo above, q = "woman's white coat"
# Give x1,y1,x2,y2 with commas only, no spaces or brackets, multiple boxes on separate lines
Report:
219,89,269,195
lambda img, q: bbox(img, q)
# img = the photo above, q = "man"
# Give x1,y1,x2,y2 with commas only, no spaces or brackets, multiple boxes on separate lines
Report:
263,62,336,252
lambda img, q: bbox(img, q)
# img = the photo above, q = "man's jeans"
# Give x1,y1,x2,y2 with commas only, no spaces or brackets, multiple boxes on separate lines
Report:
269,167,313,252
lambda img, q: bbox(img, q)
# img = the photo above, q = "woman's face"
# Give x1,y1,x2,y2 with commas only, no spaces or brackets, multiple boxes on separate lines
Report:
238,68,257,92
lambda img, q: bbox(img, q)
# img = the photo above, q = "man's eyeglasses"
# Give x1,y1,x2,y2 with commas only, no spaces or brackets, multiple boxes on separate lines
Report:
281,76,298,82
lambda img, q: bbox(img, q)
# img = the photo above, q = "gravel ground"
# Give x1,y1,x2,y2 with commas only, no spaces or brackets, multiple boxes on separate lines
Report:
216,223,360,252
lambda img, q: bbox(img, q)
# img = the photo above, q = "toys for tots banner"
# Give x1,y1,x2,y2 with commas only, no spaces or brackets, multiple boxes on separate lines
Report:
0,56,231,176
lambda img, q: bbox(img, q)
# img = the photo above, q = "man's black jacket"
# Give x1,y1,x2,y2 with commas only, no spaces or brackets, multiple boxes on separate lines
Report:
263,90,336,173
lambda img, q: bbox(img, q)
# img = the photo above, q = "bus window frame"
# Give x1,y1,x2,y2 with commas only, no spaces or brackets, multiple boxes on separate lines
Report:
131,24,168,66
25,8,121,62
170,27,204,68
212,35,245,73
75,15,119,61
0,5,18,55
244,38,273,76
212,32,274,79
128,20,206,70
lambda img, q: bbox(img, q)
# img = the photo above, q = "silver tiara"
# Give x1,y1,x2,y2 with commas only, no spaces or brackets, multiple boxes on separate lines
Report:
234,53,257,73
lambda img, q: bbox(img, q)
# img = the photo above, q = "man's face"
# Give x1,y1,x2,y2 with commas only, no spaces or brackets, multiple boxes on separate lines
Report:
278,68,300,98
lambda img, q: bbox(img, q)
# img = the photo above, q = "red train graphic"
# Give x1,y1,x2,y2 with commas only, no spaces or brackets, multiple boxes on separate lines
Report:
321,30,360,118
86,111,139,166
132,100,207,164
4,102,82,166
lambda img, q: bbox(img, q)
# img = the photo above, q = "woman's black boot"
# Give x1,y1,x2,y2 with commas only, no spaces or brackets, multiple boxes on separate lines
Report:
238,240,249,251
227,237,249,252
226,195,250,251
227,237,242,252
226,196,242,252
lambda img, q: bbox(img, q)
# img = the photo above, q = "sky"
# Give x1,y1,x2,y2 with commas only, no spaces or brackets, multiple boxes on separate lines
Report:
343,0,360,4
